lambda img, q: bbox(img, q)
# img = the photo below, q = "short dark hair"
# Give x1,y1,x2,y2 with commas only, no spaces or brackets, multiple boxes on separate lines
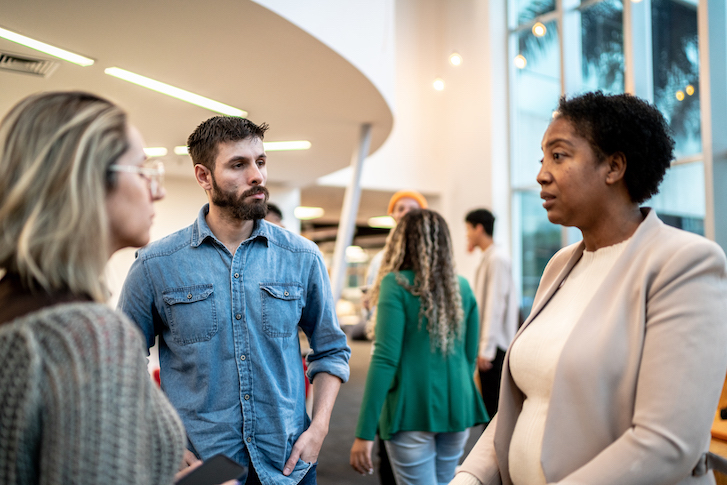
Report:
465,209,495,237
555,91,675,204
187,116,269,170
266,202,283,220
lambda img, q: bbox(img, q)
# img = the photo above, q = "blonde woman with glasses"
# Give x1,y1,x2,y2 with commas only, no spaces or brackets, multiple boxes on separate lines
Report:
0,91,185,484
351,209,488,485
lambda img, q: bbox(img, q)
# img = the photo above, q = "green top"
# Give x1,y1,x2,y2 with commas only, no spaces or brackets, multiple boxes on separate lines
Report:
355,270,488,441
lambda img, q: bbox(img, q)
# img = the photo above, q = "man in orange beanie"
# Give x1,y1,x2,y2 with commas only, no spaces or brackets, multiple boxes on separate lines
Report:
367,190,428,288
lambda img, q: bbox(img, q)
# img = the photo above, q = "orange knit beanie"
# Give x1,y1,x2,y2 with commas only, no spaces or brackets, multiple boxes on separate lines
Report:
387,190,428,215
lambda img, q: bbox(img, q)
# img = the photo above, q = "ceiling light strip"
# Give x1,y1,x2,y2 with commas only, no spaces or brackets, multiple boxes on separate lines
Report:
143,147,168,157
104,67,247,117
0,27,94,66
173,141,311,155
263,141,311,151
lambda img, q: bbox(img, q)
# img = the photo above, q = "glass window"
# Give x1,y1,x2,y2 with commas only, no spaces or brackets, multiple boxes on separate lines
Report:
646,161,705,235
514,190,561,315
651,0,701,158
511,19,560,188
512,0,556,26
580,0,624,94
508,0,709,322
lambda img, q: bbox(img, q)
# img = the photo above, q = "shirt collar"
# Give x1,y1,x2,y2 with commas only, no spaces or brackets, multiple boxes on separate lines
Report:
191,203,270,248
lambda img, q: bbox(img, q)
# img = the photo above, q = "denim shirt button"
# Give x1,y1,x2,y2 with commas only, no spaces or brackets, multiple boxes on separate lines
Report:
244,394,250,400
187,293,192,299
240,355,246,361
235,313,242,320
234,273,240,278
284,291,289,297
247,437,252,443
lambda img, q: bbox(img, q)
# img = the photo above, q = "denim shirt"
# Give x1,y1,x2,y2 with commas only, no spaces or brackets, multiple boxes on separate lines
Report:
118,204,350,485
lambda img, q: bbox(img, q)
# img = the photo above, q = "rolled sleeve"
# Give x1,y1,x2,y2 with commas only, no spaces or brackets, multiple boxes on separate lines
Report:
301,251,351,383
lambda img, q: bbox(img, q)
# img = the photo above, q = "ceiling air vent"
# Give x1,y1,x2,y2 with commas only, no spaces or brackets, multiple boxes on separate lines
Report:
0,52,58,77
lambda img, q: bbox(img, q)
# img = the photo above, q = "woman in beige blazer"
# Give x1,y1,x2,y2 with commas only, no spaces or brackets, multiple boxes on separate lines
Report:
452,92,727,485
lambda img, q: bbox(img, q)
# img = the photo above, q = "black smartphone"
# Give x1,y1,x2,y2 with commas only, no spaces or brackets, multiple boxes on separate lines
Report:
176,454,248,485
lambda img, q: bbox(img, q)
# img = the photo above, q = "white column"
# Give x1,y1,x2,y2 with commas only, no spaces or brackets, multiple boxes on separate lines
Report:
330,124,372,302
266,186,301,234
561,0,582,96
624,0,654,100
699,0,727,249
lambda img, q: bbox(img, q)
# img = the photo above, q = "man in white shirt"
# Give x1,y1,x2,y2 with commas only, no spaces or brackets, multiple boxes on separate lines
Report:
465,208,519,418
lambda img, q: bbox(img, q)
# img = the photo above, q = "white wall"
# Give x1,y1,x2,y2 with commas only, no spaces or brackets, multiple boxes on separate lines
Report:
430,0,510,281
267,185,302,234
320,0,510,282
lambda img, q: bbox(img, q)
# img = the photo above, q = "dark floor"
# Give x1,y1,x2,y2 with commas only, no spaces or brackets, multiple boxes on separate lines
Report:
316,339,485,485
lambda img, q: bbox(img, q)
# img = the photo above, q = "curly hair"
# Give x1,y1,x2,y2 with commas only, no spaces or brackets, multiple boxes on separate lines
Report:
555,91,675,204
187,115,269,170
369,209,464,355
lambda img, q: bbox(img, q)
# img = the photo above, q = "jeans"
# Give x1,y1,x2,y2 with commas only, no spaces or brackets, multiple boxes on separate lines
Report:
245,462,317,485
384,430,470,485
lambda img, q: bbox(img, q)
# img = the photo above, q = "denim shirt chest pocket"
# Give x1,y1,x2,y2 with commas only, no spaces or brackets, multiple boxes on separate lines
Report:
162,284,218,345
260,283,303,338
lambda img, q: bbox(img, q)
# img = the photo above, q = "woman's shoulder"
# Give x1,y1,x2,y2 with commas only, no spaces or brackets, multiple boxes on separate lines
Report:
457,274,472,288
638,210,726,267
457,275,474,295
3,302,144,358
457,275,477,306
381,270,414,285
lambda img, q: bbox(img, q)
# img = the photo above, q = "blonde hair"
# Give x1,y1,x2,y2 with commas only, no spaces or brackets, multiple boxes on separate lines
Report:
369,209,464,354
0,92,128,301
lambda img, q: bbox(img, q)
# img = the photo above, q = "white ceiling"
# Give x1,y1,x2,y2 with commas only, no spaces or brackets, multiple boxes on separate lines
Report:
0,0,393,190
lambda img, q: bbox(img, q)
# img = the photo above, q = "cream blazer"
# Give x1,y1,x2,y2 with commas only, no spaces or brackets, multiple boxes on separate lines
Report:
458,209,727,485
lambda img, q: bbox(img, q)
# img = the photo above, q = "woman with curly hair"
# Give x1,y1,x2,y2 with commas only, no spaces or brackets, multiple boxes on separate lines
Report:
452,92,727,485
351,209,488,485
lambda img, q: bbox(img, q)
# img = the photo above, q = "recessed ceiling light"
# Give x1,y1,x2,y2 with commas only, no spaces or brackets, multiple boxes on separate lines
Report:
686,84,695,96
104,67,247,117
345,245,369,263
0,26,94,66
675,90,685,101
173,141,311,155
433,78,445,91
143,147,168,157
532,22,547,37
294,206,325,220
264,141,312,151
449,53,462,66
368,216,395,228
514,55,527,69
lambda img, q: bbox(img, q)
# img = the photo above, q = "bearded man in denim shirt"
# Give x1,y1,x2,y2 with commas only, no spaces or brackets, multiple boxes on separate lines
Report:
118,116,351,485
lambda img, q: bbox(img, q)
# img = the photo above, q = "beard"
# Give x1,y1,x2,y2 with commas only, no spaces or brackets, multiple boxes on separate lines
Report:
210,175,269,221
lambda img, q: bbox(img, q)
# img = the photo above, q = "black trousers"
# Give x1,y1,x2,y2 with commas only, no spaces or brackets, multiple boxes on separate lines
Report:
478,347,507,419
377,434,396,485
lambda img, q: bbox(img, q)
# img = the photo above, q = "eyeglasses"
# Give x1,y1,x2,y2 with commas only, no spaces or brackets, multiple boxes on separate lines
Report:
109,160,165,198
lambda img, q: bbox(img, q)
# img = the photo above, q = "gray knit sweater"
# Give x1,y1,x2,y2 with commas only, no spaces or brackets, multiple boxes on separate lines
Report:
0,302,186,484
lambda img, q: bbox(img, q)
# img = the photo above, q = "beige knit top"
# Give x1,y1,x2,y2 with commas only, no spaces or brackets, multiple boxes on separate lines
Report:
508,240,629,484
0,302,186,485
449,239,629,485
